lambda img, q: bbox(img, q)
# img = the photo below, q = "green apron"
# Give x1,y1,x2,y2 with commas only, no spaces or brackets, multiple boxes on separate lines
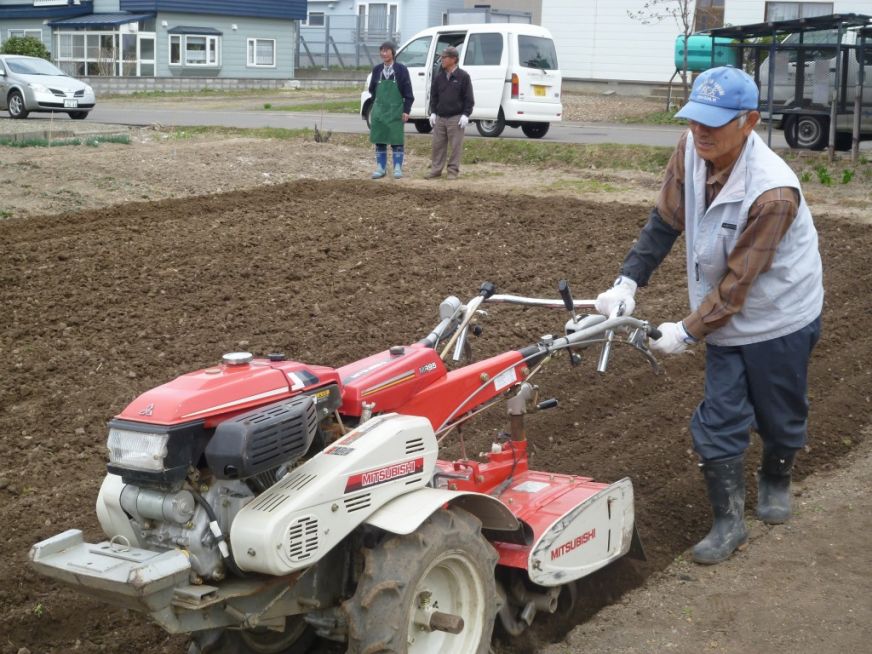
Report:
369,76,405,146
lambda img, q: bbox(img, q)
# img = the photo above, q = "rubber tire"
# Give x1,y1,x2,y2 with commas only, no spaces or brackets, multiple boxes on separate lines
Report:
8,90,29,119
783,114,828,150
834,132,853,151
211,617,316,654
520,122,550,139
344,508,498,654
414,119,433,134
476,110,506,138
68,111,88,120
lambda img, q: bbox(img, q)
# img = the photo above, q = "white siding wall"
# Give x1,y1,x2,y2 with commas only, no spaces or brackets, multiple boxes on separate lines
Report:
542,0,684,82
544,0,872,84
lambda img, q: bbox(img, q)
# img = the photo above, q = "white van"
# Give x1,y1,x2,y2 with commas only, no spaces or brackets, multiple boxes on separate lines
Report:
759,27,872,150
360,23,562,139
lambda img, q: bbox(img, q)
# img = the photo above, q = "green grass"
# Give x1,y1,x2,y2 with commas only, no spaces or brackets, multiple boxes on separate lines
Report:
101,86,363,101
621,110,685,125
262,99,359,113
155,125,672,172
0,134,129,148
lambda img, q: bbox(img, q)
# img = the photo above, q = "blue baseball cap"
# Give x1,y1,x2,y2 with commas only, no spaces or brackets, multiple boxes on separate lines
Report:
675,66,759,127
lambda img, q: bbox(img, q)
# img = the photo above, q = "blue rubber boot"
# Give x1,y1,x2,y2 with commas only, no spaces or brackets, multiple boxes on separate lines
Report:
371,149,387,179
392,150,404,178
692,455,748,565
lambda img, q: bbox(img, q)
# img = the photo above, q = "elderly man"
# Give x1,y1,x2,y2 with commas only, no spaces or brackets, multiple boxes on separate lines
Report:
595,66,823,565
426,46,474,180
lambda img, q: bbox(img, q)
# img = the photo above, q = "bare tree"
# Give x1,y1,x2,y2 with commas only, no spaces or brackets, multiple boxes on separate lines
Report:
628,0,695,104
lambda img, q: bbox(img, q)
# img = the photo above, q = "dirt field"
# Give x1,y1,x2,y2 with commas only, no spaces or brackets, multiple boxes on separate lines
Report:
1,106,871,654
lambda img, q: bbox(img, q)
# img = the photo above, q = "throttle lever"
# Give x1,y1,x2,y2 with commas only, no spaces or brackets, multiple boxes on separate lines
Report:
558,280,583,368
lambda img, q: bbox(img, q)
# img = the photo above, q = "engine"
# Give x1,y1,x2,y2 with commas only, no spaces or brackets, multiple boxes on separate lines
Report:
97,355,343,582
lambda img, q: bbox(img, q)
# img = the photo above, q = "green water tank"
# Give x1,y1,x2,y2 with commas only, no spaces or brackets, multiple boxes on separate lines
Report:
674,35,737,72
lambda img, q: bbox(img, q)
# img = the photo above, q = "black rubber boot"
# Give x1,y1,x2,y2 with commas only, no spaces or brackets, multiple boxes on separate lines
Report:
692,455,748,565
757,449,796,525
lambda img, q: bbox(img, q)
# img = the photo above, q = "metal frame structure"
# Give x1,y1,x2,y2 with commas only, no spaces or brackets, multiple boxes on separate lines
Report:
703,13,871,160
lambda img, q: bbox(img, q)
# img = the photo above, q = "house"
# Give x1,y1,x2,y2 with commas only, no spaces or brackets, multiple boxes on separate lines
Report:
541,0,872,86
0,0,305,85
298,0,467,69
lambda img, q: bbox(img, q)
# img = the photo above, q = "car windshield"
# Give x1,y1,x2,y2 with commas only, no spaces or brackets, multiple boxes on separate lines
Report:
6,58,67,76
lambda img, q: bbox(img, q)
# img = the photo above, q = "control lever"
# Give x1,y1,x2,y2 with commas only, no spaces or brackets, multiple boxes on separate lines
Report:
558,280,582,367
596,301,625,374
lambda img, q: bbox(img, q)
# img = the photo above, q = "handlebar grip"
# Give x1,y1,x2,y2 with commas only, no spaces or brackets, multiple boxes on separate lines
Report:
648,326,663,340
557,279,574,313
479,281,496,299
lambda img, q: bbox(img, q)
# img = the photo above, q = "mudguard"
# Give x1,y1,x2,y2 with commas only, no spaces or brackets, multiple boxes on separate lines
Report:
364,486,521,535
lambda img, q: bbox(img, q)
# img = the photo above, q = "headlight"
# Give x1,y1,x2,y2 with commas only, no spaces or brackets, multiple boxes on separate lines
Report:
107,428,169,471
28,82,50,93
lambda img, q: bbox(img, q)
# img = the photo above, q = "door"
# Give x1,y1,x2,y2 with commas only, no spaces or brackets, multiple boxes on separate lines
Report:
396,35,433,119
460,32,506,120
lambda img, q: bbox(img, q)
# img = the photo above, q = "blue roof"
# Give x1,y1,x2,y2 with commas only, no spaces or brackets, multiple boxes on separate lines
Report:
167,25,223,36
48,12,154,28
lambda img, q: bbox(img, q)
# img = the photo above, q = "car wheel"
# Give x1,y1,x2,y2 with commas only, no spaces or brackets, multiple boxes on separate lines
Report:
784,114,828,150
520,122,550,139
414,119,433,134
476,109,506,138
68,111,88,120
7,90,29,119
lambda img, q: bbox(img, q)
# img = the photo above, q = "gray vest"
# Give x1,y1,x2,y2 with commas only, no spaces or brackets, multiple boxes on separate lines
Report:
683,131,823,346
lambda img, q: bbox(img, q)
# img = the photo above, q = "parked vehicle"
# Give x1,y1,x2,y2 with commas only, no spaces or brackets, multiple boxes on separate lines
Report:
30,280,658,653
360,23,562,139
0,54,96,120
758,27,872,150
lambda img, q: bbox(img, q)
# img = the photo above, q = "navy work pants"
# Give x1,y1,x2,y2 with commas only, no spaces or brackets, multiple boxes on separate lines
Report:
690,316,821,462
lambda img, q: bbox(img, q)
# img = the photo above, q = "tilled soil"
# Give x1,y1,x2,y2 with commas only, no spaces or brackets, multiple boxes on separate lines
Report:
1,178,870,653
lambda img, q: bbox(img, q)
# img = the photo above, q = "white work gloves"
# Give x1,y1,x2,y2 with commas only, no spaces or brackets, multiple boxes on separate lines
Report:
650,321,698,355
458,115,469,129
429,113,437,127
594,276,637,317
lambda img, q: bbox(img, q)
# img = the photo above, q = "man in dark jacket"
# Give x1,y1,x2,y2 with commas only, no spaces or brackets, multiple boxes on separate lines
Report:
426,46,474,180
368,41,414,179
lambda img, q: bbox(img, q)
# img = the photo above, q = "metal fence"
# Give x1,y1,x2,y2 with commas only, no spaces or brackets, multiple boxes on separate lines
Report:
297,15,399,70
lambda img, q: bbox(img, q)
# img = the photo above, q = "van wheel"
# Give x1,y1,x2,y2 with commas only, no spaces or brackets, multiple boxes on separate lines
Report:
521,122,549,139
414,119,433,134
784,115,828,150
834,132,853,151
476,110,506,137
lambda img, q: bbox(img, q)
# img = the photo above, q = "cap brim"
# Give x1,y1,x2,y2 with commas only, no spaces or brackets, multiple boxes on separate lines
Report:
674,101,740,128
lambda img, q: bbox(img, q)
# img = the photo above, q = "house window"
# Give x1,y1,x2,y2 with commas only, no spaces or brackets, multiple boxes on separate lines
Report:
694,0,725,32
8,29,43,41
358,3,398,39
247,38,276,67
764,2,833,21
306,12,325,26
169,34,220,66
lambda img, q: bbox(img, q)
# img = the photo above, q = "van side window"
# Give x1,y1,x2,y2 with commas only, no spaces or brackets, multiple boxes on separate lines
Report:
397,36,432,67
518,36,559,70
464,33,503,66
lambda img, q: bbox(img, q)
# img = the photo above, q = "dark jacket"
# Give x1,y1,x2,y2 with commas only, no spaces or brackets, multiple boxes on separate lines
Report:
369,62,414,114
430,67,474,118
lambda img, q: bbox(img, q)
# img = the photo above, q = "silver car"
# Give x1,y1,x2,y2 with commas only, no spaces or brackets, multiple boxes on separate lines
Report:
0,54,96,120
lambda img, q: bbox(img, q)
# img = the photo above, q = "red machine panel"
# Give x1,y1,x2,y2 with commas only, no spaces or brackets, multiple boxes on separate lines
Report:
118,358,340,426
338,344,447,417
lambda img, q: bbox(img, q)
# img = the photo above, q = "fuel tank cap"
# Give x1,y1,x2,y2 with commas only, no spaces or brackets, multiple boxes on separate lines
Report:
223,352,253,366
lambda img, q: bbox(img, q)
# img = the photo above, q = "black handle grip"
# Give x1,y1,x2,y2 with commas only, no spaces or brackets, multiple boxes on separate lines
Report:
536,398,559,411
648,326,663,340
557,279,575,313
479,281,496,299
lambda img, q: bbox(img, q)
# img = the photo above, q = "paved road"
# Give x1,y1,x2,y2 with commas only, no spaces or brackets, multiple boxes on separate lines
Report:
81,103,793,149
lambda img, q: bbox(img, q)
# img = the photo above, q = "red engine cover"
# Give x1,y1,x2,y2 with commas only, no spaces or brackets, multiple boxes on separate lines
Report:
338,344,446,418
117,358,341,426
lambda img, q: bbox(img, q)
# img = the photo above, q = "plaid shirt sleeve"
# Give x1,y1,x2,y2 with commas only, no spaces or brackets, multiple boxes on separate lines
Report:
682,187,800,340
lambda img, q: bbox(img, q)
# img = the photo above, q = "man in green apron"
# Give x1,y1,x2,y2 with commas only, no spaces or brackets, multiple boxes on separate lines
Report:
368,41,414,179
